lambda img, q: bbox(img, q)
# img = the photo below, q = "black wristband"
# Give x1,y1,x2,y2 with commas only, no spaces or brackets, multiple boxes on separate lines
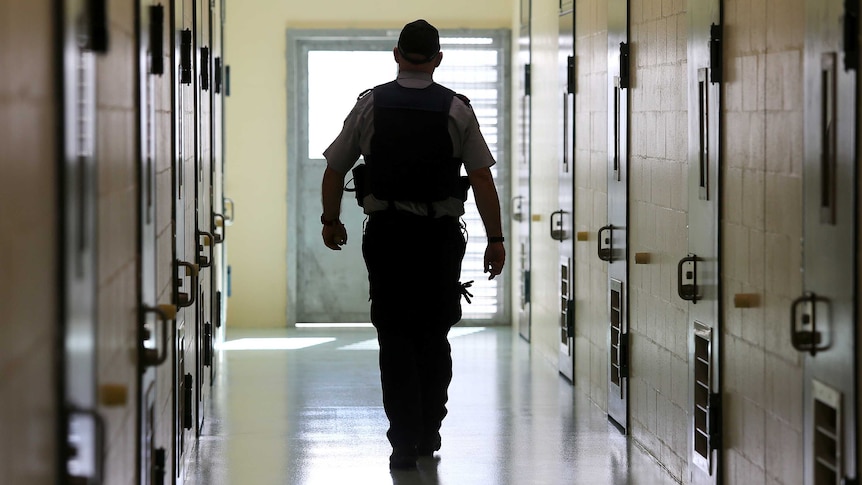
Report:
488,236,505,244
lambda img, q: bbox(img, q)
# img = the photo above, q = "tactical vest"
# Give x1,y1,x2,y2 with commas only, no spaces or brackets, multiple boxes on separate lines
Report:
365,81,463,205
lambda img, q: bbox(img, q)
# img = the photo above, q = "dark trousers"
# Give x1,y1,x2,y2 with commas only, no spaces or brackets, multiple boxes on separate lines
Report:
362,211,467,449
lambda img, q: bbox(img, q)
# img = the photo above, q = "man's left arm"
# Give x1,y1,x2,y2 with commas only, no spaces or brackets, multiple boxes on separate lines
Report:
467,166,505,279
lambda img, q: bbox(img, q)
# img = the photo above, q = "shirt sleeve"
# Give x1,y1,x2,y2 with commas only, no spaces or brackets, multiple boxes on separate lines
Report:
450,96,496,172
323,94,373,174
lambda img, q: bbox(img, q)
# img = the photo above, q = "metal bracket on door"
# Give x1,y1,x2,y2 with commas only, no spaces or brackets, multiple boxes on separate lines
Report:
790,292,832,355
844,0,859,71
198,231,214,268
141,304,177,367
180,29,193,85
223,197,235,225
203,322,213,367
550,210,568,241
213,214,226,243
182,374,193,430
598,225,614,262
176,260,199,308
677,254,701,303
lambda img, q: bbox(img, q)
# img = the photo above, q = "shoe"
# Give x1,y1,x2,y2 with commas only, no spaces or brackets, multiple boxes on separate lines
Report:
416,437,441,457
389,447,417,470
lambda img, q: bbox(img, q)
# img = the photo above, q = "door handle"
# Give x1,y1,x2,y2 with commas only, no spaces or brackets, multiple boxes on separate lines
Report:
790,292,831,356
223,197,235,224
198,231,214,268
141,304,177,367
550,210,567,241
213,213,225,243
677,254,700,303
597,225,613,262
512,196,524,222
65,407,106,484
176,260,198,308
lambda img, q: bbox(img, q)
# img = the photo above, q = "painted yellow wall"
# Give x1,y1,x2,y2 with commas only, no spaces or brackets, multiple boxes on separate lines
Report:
225,1,514,327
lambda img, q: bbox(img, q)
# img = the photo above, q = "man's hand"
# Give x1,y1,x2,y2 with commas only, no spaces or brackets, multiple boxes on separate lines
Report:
484,242,506,279
322,223,348,250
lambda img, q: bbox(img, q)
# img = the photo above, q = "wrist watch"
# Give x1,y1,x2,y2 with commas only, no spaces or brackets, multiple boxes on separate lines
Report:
320,214,340,226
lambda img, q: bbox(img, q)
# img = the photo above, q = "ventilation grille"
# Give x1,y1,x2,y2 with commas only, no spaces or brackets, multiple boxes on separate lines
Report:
610,279,623,388
560,261,570,345
812,380,842,485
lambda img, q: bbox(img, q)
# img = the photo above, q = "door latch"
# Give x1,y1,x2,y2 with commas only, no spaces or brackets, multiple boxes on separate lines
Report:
550,210,568,241
677,254,700,303
597,225,614,262
790,292,831,355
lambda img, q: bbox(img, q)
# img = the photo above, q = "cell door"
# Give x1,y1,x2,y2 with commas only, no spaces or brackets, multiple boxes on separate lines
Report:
61,1,106,482
193,0,215,435
554,6,576,381
604,0,630,432
796,1,858,484
209,0,227,380
683,1,723,483
516,0,532,341
172,0,198,480
137,3,173,484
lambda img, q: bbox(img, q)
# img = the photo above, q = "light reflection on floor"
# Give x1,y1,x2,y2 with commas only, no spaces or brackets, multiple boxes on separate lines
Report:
187,326,679,485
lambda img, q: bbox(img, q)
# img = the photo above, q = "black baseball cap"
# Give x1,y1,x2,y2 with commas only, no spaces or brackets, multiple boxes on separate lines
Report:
397,19,440,64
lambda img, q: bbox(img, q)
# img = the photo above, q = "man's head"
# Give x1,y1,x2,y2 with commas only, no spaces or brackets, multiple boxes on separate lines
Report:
395,19,442,71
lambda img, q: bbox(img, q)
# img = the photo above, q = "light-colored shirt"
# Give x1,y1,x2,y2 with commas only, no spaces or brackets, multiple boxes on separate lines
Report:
323,70,496,217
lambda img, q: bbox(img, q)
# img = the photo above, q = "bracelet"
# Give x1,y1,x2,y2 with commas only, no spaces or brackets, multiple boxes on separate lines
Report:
488,236,505,243
320,214,340,226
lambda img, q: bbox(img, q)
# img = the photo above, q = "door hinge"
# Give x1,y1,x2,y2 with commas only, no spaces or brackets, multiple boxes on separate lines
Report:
525,63,532,96
566,299,575,336
709,392,723,450
200,47,210,91
203,322,213,367
149,5,165,75
180,29,193,85
619,42,630,89
619,333,629,378
154,447,166,485
845,0,859,71
87,0,110,53
183,373,193,429
710,23,723,83
567,56,576,94
214,57,223,93
524,270,531,304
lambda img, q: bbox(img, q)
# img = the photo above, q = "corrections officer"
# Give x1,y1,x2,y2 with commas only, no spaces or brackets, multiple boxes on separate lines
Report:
320,19,505,470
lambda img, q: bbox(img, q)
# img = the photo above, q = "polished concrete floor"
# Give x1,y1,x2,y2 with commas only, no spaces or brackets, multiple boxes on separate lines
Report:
186,326,679,485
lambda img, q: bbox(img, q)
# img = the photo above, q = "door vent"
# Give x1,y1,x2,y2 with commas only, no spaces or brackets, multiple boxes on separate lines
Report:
560,262,571,346
610,279,626,389
693,322,720,473
812,380,842,485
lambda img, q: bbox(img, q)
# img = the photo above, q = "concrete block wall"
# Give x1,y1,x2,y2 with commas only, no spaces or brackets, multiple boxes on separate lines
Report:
525,0,818,483
0,1,60,483
627,0,689,480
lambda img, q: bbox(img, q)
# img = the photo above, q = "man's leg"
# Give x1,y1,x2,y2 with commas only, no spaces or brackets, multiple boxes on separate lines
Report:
416,329,452,454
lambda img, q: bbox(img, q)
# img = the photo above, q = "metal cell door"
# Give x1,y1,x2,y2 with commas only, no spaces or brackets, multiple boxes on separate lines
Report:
173,0,198,479
604,0,630,432
61,1,106,482
683,1,723,483
137,3,173,484
193,0,214,435
209,0,227,380
797,1,858,484
554,6,576,381
516,0,532,342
